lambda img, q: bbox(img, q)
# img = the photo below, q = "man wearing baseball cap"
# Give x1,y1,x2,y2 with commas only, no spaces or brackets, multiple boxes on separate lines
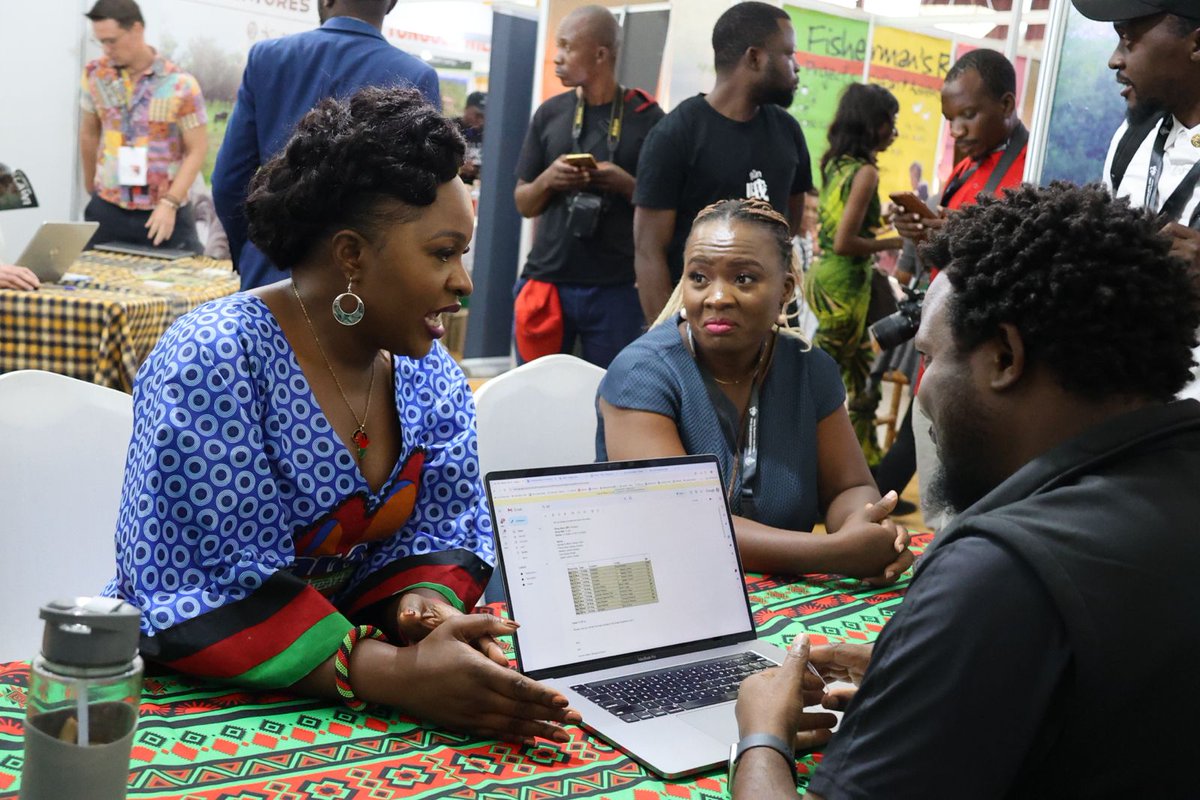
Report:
1073,0,1200,399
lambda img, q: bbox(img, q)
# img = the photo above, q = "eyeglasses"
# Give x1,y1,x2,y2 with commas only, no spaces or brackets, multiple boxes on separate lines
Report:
92,29,129,49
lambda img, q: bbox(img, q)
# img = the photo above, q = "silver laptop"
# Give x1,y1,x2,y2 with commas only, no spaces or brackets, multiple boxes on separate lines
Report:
15,221,99,282
486,455,786,778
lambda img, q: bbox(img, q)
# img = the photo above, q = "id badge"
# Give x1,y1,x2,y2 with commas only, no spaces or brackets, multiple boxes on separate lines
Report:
117,146,149,186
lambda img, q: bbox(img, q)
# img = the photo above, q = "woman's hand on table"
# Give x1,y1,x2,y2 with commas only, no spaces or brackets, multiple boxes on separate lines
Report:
394,589,508,666
388,614,582,745
827,491,914,583
145,201,177,245
0,263,39,290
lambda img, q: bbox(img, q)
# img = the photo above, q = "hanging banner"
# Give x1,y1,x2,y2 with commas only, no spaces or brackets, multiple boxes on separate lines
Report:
785,6,869,186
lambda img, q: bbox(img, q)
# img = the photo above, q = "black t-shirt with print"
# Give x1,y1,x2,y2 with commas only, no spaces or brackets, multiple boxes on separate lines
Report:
515,89,664,285
633,94,813,283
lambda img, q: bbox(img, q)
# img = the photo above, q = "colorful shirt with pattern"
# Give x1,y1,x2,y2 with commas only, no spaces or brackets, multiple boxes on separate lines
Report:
103,294,494,688
81,53,207,210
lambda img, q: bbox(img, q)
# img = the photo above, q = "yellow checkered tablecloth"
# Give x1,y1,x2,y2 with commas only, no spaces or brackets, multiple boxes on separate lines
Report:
0,251,238,391
69,251,239,318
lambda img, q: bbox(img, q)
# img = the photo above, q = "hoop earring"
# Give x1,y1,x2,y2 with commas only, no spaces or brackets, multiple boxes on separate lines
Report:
332,282,365,326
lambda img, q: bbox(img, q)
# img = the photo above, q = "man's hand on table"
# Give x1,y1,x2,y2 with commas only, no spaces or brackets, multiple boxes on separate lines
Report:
737,635,836,750
392,588,508,666
0,263,39,290
388,614,582,746
809,641,873,711
732,635,837,799
145,201,178,245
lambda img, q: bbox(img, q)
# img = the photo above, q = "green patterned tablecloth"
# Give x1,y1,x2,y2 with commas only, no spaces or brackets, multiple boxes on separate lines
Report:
0,533,930,799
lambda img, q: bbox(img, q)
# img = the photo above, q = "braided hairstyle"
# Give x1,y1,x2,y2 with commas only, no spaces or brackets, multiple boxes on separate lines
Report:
655,197,807,343
920,182,1200,402
245,86,464,269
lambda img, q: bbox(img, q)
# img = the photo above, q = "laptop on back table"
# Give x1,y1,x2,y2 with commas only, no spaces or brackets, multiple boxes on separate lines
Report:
485,455,787,778
14,222,99,282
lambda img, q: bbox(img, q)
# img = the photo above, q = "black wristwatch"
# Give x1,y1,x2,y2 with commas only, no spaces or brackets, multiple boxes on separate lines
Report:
727,732,798,788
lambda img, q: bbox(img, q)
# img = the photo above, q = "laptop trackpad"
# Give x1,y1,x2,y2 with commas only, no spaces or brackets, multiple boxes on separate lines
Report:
680,704,738,743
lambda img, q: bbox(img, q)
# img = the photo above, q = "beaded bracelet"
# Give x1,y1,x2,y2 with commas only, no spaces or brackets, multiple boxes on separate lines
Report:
157,194,181,209
334,624,386,710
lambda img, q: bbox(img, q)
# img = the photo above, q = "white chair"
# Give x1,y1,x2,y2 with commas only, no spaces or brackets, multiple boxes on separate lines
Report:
472,354,606,600
0,370,133,662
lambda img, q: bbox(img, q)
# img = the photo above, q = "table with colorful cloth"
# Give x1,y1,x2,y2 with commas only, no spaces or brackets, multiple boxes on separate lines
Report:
0,251,238,391
0,533,931,799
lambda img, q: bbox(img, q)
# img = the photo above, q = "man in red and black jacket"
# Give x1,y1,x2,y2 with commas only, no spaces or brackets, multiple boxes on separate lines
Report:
873,49,1027,515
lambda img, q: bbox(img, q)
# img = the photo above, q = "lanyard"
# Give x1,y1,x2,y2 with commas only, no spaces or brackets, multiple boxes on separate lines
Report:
939,160,981,207
940,122,1027,207
572,86,624,159
686,323,768,514
1144,115,1200,229
739,393,760,517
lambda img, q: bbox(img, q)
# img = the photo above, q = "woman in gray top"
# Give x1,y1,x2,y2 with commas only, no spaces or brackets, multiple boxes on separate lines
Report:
598,198,912,583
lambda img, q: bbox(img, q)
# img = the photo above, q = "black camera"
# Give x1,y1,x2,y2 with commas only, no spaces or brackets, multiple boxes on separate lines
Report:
566,191,603,239
868,286,924,350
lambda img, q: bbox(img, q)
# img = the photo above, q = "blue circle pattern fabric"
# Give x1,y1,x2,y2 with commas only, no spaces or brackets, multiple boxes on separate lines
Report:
104,294,495,656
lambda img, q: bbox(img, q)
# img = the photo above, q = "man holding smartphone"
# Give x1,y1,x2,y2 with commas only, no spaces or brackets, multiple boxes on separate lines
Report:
513,5,663,368
881,49,1028,527
891,48,1027,250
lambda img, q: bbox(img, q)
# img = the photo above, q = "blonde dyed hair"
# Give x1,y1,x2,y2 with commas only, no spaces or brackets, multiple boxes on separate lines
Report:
653,197,811,347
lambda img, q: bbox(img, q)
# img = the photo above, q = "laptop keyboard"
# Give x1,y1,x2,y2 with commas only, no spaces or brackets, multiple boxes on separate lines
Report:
571,652,774,723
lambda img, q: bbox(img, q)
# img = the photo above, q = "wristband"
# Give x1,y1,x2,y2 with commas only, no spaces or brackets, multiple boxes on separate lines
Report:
334,624,386,710
158,194,181,209
727,732,798,787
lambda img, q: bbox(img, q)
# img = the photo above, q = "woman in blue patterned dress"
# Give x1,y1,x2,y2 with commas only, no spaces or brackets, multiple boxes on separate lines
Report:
104,87,580,743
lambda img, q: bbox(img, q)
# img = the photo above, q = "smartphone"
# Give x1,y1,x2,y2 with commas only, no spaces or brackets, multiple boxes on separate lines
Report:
564,153,598,169
888,191,937,219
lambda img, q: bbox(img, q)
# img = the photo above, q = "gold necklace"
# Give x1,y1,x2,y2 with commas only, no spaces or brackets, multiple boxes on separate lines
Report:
292,282,377,461
686,323,767,385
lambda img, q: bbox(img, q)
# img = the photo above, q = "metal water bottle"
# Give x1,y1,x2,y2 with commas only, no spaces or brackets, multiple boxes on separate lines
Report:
21,597,143,800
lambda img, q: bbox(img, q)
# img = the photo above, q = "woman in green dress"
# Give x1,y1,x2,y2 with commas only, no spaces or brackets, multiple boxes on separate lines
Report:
806,83,903,466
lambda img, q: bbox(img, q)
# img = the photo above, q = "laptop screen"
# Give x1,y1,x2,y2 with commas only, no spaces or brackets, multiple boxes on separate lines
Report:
487,456,756,677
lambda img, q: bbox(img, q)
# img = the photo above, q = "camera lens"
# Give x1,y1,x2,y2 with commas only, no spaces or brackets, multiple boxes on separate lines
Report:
869,304,921,351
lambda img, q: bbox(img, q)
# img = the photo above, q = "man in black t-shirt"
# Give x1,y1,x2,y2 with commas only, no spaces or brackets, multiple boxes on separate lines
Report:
632,1,812,323
513,5,663,368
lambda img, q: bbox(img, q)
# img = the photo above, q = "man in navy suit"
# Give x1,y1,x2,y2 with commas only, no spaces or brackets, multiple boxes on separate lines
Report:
212,0,441,291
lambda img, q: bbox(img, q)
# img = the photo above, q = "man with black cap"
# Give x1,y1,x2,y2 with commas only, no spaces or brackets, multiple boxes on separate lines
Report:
1073,0,1200,397
1074,0,1200,264
456,91,486,184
